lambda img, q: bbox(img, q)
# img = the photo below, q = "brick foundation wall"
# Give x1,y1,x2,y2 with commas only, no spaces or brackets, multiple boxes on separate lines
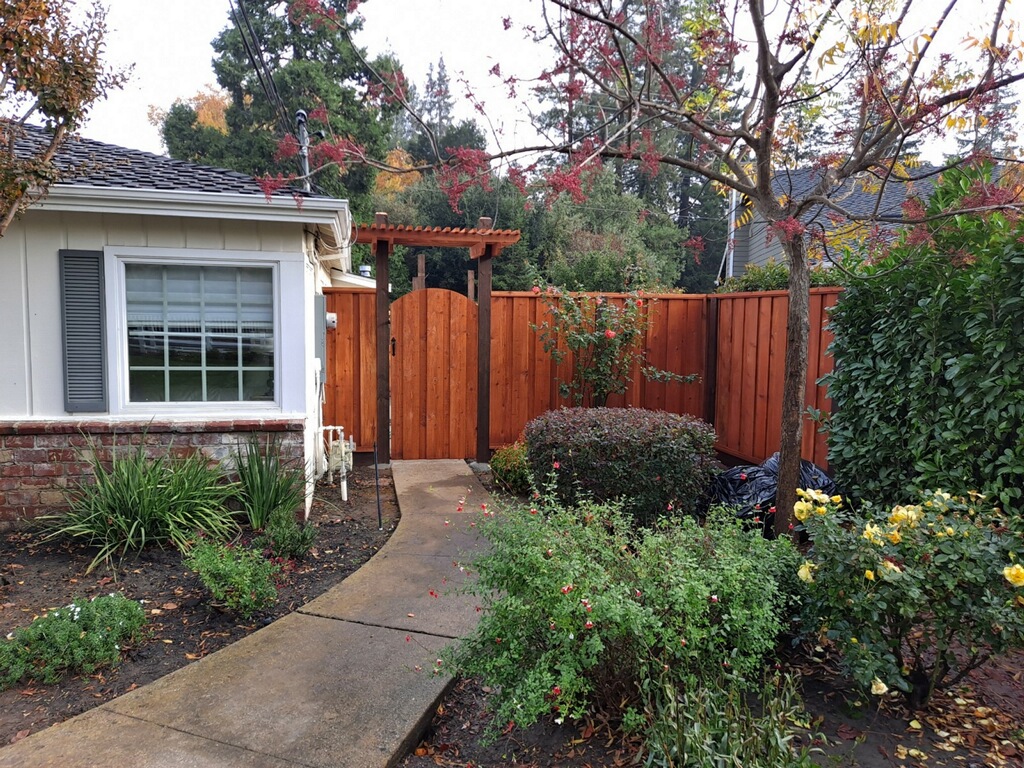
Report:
0,419,305,525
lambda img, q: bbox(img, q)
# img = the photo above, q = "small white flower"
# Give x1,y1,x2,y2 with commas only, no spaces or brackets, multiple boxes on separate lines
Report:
554,717,564,725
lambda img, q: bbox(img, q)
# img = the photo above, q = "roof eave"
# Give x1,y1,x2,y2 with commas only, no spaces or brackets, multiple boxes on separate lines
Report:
37,184,349,229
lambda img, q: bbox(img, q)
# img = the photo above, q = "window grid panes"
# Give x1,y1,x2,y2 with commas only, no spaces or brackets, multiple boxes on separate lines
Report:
125,264,275,403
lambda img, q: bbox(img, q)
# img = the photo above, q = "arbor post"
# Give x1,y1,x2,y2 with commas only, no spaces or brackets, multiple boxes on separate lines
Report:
374,212,392,464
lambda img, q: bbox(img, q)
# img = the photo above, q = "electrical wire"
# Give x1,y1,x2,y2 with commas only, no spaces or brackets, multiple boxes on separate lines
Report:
229,0,293,140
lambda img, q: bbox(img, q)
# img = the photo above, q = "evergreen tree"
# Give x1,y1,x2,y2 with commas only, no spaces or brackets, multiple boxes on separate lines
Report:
160,0,400,216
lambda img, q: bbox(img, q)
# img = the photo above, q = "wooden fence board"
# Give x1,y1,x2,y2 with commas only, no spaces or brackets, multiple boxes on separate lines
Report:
322,286,843,468
323,289,376,451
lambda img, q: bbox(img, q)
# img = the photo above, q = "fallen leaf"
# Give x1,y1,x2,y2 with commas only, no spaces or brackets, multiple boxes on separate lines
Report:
9,729,30,744
908,719,923,730
185,653,201,660
407,613,416,618
161,602,178,611
837,723,864,740
161,639,173,644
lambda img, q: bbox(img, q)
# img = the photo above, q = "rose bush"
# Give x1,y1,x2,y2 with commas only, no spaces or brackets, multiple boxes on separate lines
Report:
797,488,1024,708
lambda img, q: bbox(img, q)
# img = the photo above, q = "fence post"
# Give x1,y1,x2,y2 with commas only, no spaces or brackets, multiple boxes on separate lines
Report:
703,295,719,426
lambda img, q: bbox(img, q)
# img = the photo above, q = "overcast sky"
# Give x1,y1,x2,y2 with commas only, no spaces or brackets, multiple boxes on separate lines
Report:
79,0,1023,162
81,0,543,155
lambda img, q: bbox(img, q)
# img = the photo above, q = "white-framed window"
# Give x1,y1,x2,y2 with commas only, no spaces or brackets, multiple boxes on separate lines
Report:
124,264,276,403
96,246,307,416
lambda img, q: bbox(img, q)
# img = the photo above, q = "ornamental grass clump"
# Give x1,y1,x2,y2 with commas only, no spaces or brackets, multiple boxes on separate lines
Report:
797,488,1024,708
446,498,801,739
45,441,237,572
232,435,307,531
524,407,717,526
0,594,146,689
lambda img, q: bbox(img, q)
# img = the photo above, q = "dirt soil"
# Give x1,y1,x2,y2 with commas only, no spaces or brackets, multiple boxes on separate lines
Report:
0,463,398,748
2,465,1022,768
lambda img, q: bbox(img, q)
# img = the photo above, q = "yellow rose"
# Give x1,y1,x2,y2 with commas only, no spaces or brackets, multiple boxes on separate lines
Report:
871,677,889,695
798,562,816,584
831,495,843,504
796,488,811,500
812,489,830,505
1004,563,1024,588
862,523,884,546
886,528,902,545
945,526,955,537
794,500,813,522
888,505,922,527
882,560,902,573
815,505,828,516
865,569,876,581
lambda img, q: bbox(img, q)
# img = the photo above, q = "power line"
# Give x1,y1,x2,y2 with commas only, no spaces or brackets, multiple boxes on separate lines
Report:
229,0,293,141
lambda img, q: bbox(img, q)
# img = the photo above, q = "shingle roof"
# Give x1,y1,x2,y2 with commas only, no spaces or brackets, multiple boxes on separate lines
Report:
7,121,309,198
768,166,936,224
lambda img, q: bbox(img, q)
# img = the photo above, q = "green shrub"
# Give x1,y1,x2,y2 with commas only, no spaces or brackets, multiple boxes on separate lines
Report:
524,407,717,525
644,672,820,768
716,260,840,293
255,506,317,560
446,499,800,738
797,488,1024,708
186,539,279,619
0,594,146,689
44,442,237,572
489,440,532,496
232,435,307,531
825,163,1024,515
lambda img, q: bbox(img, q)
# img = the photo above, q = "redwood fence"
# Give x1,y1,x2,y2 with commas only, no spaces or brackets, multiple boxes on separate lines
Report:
323,287,841,467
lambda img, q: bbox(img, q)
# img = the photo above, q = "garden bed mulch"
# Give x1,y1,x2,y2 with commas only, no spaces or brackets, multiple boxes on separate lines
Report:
0,463,398,748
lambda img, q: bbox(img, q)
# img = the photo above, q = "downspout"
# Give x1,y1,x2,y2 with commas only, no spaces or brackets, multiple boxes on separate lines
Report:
717,189,738,283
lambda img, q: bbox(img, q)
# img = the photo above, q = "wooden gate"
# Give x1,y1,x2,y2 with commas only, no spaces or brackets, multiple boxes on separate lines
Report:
390,289,478,459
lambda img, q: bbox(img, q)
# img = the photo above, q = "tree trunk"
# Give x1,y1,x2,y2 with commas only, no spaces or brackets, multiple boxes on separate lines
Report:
775,236,811,539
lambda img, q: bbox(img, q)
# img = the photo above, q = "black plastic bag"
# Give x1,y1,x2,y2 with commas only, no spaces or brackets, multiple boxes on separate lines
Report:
711,452,837,527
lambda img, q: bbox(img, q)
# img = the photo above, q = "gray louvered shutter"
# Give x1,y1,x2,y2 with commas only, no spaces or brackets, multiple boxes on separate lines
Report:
59,250,107,412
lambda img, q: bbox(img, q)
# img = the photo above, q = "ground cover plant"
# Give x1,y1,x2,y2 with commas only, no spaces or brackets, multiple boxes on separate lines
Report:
797,487,1024,710
644,671,821,768
488,440,531,496
524,407,716,525
0,594,146,690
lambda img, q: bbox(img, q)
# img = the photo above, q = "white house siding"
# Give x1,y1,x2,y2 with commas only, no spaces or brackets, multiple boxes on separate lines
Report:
0,209,323,522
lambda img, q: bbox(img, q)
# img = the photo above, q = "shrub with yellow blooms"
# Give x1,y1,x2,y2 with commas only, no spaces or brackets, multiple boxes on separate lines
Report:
796,488,1024,709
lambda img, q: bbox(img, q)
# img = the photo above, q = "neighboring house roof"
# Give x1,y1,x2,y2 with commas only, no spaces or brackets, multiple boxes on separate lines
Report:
729,166,937,274
764,166,935,226
8,121,351,262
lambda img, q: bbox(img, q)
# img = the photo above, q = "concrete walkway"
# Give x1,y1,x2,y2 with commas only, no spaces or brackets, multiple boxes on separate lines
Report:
0,460,488,768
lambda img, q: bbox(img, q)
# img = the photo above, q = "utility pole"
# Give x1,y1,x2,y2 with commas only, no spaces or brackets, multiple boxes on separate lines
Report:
295,109,311,193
